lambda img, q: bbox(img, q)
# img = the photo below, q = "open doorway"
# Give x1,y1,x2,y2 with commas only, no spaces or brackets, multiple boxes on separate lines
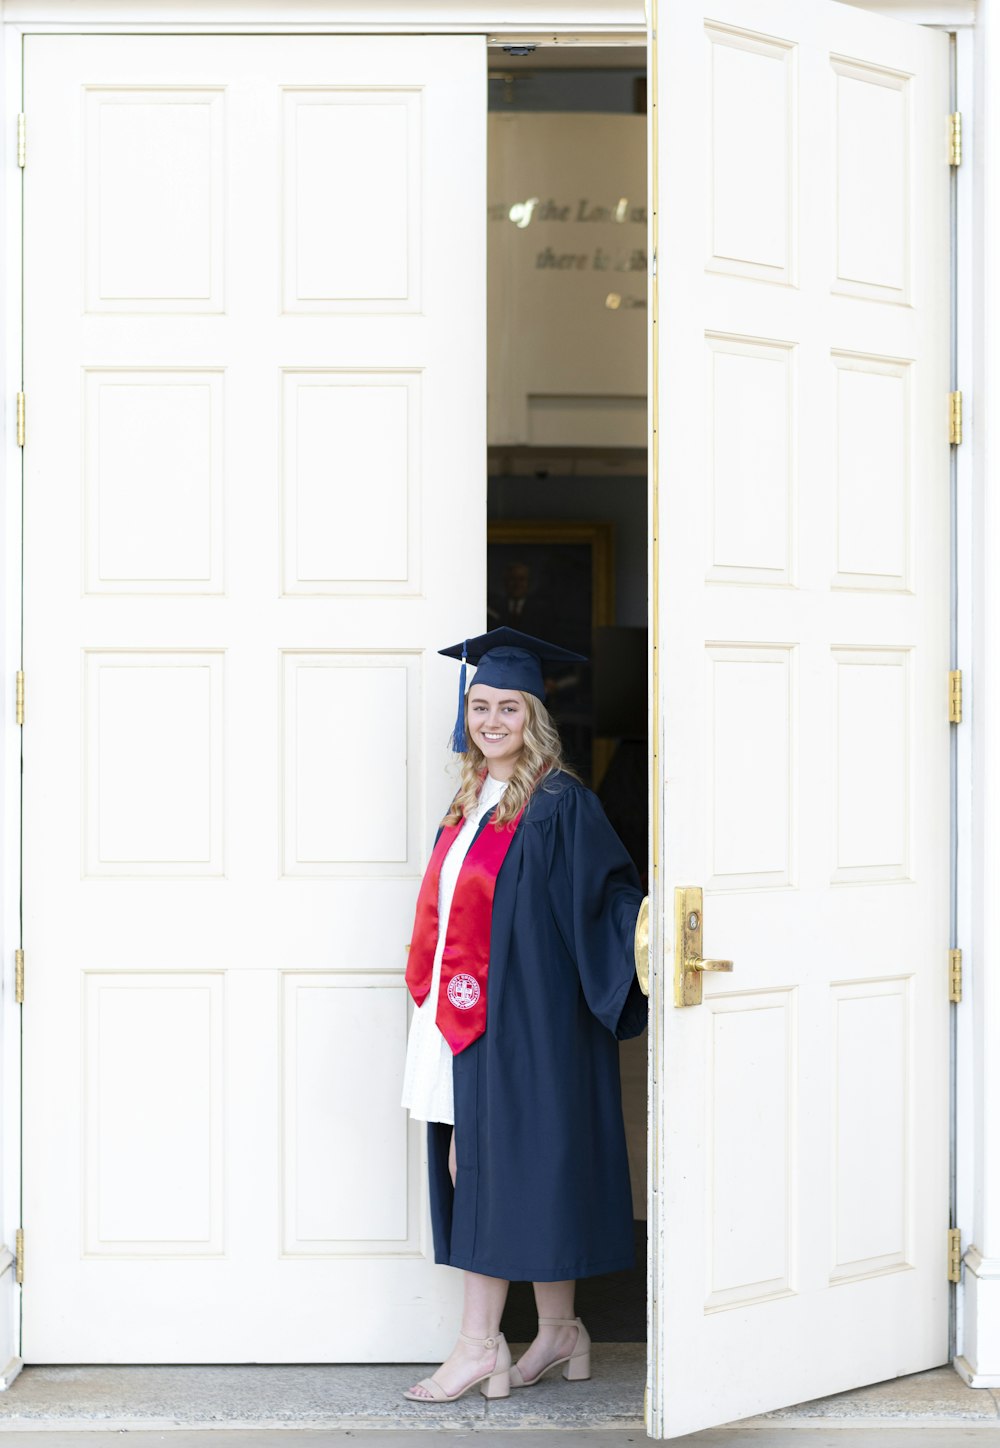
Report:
486,43,649,1345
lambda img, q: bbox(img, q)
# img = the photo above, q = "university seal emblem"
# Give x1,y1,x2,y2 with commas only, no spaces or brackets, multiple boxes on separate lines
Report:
447,973,481,1010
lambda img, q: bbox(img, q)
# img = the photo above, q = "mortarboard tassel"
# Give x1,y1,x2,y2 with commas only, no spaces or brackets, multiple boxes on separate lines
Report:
450,642,468,753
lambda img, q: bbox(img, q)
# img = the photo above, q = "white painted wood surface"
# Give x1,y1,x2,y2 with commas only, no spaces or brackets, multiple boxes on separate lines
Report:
20,33,484,1361
0,0,974,29
2,0,646,28
960,0,1000,1388
649,0,950,1436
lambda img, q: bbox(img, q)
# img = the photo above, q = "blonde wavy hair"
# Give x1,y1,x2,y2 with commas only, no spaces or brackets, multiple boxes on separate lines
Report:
443,690,579,828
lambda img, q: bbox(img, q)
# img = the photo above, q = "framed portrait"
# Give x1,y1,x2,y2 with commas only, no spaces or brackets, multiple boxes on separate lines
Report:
486,519,615,784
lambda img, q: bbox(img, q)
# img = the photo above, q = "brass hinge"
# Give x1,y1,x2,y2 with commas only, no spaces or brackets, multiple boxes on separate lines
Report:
14,1228,24,1285
949,669,963,724
16,392,25,448
949,390,963,445
949,947,962,1004
948,1226,962,1283
15,671,24,727
949,111,962,167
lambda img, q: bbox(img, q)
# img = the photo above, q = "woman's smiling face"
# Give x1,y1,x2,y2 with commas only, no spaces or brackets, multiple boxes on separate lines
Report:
467,684,527,775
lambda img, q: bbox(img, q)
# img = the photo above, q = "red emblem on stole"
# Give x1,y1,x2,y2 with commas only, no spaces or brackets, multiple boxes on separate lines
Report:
447,973,481,1010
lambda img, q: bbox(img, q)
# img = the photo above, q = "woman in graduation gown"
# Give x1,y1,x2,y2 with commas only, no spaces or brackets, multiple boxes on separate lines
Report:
400,627,648,1404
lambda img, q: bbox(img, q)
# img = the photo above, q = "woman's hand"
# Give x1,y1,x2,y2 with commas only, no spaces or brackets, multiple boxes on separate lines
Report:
634,897,650,996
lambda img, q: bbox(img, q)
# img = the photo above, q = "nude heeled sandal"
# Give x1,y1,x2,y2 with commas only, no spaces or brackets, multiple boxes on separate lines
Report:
403,1329,512,1402
509,1315,591,1387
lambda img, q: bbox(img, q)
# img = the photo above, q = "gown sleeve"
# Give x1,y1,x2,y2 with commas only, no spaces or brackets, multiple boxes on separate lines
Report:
549,783,648,1040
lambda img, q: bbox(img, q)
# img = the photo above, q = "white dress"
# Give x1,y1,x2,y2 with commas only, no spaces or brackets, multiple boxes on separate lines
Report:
400,772,510,1125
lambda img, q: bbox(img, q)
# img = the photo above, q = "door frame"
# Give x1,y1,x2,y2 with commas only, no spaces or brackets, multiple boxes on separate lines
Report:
0,0,985,1403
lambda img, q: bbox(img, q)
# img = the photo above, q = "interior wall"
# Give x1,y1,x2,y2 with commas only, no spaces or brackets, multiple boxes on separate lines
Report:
487,99,646,448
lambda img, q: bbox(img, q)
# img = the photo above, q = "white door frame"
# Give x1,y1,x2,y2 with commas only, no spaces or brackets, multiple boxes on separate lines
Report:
0,0,989,1396
955,0,1000,1386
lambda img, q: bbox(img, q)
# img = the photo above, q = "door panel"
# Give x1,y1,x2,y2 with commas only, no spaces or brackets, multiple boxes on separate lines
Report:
649,2,949,1435
22,34,484,1361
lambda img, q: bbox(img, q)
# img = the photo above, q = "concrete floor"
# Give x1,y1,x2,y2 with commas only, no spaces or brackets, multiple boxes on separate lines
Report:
0,1352,997,1441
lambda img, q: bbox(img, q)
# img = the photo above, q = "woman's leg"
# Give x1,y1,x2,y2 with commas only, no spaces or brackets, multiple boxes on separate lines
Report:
407,1270,510,1398
448,1126,457,1186
511,1280,579,1383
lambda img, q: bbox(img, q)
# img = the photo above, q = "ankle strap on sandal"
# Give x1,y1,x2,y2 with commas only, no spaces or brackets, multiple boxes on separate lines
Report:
537,1316,580,1326
458,1328,503,1348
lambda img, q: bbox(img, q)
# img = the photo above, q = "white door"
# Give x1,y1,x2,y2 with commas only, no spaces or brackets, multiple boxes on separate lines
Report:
21,34,484,1361
649,1,950,1436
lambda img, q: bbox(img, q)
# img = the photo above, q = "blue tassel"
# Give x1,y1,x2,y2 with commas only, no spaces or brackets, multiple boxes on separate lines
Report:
450,644,468,753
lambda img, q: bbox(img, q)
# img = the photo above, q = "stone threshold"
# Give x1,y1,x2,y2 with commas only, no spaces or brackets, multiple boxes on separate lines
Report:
0,1352,993,1435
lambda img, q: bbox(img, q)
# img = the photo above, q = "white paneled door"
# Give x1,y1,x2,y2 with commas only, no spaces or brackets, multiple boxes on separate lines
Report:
649,1,950,1437
21,35,484,1360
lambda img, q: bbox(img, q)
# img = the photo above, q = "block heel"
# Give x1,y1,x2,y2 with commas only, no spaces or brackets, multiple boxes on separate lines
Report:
562,1346,591,1381
509,1315,592,1388
481,1365,511,1398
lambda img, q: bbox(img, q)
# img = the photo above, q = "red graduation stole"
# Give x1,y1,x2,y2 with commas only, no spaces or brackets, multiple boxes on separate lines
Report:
405,802,524,1054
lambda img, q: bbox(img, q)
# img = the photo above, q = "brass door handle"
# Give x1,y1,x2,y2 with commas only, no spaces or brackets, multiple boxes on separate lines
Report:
674,887,734,1006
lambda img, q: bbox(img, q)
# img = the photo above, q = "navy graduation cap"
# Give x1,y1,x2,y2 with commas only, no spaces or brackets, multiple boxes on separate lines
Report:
439,626,588,752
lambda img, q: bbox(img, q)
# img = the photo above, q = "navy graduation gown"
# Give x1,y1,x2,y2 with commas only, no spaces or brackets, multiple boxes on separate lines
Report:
426,769,647,1282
